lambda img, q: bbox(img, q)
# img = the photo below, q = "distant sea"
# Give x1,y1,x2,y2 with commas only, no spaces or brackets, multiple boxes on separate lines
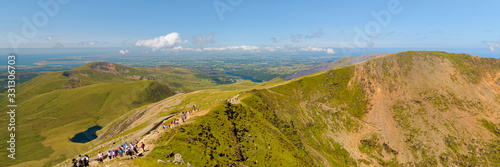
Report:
0,47,114,66
1,48,498,67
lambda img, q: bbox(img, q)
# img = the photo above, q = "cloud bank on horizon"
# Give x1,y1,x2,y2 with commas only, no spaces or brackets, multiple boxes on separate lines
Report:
134,32,336,54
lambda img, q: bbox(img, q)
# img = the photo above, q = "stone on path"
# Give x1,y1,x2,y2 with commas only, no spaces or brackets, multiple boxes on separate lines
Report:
173,153,185,164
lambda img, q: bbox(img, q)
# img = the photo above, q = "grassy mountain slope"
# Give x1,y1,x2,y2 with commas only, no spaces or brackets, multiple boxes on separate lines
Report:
145,51,500,166
0,62,181,166
150,102,319,166
53,82,283,167
0,80,175,166
12,62,240,99
1,61,278,167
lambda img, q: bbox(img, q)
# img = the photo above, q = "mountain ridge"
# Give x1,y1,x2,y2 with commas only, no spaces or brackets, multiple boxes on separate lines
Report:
145,51,500,166
285,52,388,80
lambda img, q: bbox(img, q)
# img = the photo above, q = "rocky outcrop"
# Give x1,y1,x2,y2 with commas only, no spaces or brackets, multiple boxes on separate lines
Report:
62,71,77,78
173,154,185,164
62,79,82,89
90,62,130,74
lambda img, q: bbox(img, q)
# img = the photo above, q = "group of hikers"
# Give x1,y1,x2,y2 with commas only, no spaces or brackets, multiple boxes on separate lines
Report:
71,155,90,167
228,97,238,102
97,139,146,162
163,105,198,130
72,139,145,167
71,104,205,166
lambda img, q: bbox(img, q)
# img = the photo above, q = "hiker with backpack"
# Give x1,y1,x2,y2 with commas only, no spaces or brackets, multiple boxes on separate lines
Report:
141,142,145,152
129,142,135,155
77,155,83,167
98,151,103,163
107,150,112,160
83,154,89,166
120,147,124,156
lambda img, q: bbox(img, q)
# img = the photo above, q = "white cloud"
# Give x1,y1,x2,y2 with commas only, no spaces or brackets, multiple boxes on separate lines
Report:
203,47,227,51
234,45,260,51
203,45,260,52
164,46,202,52
193,33,214,45
46,36,53,41
119,50,129,55
262,46,280,52
486,41,500,51
135,32,187,51
78,41,101,46
326,48,335,54
300,46,325,52
298,47,335,54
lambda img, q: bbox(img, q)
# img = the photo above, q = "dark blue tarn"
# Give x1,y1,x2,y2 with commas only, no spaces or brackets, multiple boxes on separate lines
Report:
70,126,103,143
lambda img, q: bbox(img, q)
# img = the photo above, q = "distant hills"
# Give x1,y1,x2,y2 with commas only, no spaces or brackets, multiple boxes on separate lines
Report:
285,52,388,80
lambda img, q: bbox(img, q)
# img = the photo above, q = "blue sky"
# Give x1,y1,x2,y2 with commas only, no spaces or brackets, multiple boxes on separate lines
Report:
1,0,500,56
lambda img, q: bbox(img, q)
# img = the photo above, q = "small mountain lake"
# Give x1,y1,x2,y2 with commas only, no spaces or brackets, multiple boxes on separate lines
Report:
70,126,102,143
225,72,262,83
